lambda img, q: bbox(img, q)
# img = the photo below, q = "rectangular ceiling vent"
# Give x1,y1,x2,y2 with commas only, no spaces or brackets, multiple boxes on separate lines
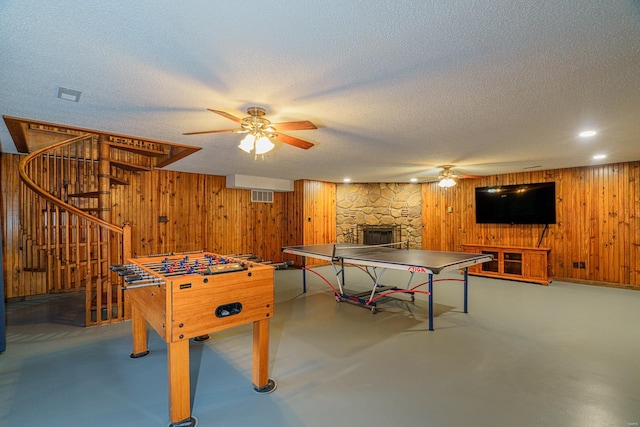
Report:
57,86,82,102
251,189,273,203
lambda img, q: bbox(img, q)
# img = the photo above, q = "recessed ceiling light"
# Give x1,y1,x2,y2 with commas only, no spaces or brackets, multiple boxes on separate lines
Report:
593,154,607,160
579,130,597,138
410,178,417,182
343,178,351,183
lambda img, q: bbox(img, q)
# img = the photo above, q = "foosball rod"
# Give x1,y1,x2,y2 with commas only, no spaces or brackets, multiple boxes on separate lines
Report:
133,250,205,259
122,280,167,290
135,256,217,269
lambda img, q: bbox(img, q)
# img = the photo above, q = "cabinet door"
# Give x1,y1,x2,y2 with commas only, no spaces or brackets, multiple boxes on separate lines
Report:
481,250,500,273
502,251,523,277
523,251,548,282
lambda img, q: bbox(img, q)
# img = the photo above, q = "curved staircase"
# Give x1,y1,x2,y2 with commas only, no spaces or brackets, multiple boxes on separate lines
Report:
9,116,200,326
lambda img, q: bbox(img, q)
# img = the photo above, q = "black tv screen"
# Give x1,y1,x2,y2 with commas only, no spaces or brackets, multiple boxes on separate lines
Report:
475,182,556,224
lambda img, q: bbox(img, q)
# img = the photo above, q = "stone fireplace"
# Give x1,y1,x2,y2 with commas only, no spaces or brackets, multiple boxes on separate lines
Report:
336,183,422,248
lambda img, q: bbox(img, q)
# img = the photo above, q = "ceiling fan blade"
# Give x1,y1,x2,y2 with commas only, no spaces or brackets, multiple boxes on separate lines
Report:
274,133,314,149
272,120,317,131
207,109,244,124
458,174,483,179
183,128,242,136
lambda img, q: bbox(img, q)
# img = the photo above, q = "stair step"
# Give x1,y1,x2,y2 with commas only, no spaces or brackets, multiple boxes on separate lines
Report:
110,159,151,172
68,191,100,198
109,175,129,186
106,141,166,157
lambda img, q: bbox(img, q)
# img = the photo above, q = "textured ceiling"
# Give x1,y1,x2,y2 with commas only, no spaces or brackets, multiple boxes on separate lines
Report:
1,1,639,183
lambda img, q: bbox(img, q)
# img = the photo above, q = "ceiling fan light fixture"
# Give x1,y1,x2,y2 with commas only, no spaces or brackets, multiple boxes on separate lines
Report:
254,136,275,154
238,134,255,153
438,177,456,188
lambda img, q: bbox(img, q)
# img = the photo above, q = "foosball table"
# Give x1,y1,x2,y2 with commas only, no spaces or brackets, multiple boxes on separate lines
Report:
112,251,277,427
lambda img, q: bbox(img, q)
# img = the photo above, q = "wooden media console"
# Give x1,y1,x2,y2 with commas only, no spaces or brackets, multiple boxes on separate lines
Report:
461,244,552,285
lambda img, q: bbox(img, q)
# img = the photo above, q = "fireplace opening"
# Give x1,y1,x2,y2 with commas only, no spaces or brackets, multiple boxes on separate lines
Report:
356,224,403,247
363,228,394,245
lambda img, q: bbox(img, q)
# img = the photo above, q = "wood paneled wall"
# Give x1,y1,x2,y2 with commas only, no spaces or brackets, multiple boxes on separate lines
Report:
110,170,291,263
421,162,640,287
282,180,337,267
2,153,336,298
3,152,638,299
1,154,50,298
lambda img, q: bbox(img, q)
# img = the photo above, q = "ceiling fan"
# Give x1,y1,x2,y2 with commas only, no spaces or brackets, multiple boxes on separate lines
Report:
183,107,317,153
423,165,482,187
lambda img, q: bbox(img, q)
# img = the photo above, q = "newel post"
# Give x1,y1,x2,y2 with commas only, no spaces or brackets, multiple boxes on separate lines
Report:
98,136,112,223
122,222,132,262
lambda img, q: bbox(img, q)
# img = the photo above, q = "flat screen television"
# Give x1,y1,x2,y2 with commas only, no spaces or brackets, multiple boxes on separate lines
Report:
475,182,556,224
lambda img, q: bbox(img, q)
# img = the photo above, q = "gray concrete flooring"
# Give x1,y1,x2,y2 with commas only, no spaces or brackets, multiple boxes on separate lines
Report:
1,266,639,427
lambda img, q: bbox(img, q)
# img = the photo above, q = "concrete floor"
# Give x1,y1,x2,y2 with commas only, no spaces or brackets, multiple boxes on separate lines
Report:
1,266,639,427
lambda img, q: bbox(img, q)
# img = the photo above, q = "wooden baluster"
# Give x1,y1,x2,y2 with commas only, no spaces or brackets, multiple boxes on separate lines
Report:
74,213,81,294
121,223,131,320
85,218,93,325
54,205,62,291
64,204,71,291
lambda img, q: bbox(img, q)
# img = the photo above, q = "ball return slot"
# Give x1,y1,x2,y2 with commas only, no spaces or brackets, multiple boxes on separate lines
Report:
216,302,242,318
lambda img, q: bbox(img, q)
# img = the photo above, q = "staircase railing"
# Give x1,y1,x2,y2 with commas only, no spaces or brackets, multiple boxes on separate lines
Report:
18,134,131,326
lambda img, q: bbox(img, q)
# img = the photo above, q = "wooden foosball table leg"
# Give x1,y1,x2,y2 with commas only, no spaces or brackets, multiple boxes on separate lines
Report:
252,318,277,393
129,305,149,358
168,339,195,426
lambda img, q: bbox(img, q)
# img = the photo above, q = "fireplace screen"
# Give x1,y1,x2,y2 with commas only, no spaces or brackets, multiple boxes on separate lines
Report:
356,225,403,248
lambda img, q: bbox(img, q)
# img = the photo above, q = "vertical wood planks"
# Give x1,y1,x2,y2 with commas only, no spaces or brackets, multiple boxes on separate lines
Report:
3,150,639,300
420,162,639,286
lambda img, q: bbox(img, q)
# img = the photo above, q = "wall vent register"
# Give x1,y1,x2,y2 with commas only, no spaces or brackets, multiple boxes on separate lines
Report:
251,190,274,203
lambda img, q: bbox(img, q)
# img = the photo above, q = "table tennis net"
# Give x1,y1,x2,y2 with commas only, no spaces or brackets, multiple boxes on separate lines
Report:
331,241,409,259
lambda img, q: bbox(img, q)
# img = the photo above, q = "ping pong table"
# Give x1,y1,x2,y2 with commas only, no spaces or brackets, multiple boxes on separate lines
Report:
282,243,493,331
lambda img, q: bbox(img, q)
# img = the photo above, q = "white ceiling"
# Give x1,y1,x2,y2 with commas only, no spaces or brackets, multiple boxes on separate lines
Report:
1,1,639,183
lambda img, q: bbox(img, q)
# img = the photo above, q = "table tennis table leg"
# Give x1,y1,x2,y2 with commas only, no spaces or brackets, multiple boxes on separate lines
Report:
302,256,307,293
463,267,469,313
367,267,388,303
428,274,434,331
330,260,346,295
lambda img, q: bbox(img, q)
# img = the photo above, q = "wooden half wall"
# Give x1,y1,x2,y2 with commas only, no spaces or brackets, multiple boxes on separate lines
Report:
421,163,640,287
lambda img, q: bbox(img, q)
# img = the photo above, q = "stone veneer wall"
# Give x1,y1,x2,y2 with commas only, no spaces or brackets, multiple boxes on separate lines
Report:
336,183,422,248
